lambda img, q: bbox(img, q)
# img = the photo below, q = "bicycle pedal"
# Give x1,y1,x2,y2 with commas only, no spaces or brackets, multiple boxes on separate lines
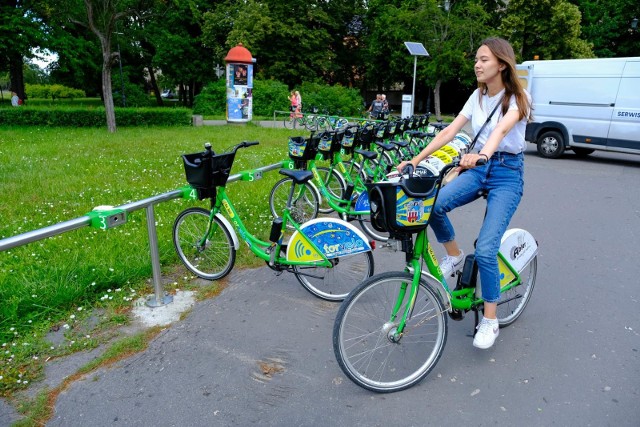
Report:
448,309,464,321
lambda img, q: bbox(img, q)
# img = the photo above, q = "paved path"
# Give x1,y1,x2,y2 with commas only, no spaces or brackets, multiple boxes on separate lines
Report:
3,147,639,426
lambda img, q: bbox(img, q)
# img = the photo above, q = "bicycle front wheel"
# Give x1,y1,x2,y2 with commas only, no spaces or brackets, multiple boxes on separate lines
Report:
293,251,374,301
269,178,319,225
333,272,447,393
173,207,236,280
497,255,537,327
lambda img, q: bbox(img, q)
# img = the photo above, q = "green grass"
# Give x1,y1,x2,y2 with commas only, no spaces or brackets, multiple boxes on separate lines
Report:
0,124,308,395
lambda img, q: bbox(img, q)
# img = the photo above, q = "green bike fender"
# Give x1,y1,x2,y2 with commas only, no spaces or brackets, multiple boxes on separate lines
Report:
215,213,240,250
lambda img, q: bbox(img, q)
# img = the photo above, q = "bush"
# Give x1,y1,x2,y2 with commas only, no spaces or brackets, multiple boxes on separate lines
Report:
192,79,226,116
26,84,85,99
252,79,289,116
298,82,364,117
0,107,192,127
112,75,152,108
193,78,364,118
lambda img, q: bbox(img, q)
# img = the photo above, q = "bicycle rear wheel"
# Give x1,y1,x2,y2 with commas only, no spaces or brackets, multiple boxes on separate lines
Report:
496,256,537,327
316,166,346,214
284,116,296,129
357,208,390,243
293,251,374,301
173,207,236,280
333,272,447,392
269,178,319,225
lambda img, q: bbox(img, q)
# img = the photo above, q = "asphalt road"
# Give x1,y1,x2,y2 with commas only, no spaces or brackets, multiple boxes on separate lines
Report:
28,146,640,426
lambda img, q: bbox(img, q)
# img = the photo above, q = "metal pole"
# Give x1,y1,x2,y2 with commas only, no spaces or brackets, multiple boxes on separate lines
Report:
411,55,417,116
145,204,173,307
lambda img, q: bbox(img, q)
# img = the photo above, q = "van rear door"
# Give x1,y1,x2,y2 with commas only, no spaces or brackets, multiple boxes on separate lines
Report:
608,60,640,151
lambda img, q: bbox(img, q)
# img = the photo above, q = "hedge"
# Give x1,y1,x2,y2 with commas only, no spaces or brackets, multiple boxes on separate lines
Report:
0,107,192,127
193,78,365,118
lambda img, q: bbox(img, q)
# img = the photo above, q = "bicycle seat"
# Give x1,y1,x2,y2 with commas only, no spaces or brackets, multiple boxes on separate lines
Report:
279,169,313,184
374,141,396,151
354,149,378,160
392,140,410,148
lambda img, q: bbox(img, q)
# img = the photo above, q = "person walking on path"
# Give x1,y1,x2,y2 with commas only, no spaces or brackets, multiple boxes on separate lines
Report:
368,94,384,119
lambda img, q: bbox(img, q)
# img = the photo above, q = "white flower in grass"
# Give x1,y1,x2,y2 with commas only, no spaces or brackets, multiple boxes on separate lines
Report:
63,324,70,329
70,314,75,320
77,307,83,311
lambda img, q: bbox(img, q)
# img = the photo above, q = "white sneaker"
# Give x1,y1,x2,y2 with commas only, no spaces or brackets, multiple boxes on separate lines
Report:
473,317,499,349
439,250,464,277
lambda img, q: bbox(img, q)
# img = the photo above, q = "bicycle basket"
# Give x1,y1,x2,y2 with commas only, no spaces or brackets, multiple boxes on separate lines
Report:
366,176,439,234
357,124,374,147
317,131,333,153
342,129,356,152
288,135,317,161
182,150,236,199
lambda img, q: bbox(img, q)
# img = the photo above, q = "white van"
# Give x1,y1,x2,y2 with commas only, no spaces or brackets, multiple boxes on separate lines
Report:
517,57,640,158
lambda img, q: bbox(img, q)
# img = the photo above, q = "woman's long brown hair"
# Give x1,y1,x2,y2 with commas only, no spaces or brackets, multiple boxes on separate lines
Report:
478,37,532,122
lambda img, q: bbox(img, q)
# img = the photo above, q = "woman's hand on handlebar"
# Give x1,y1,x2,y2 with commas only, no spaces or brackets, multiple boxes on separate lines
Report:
459,153,487,169
397,160,415,174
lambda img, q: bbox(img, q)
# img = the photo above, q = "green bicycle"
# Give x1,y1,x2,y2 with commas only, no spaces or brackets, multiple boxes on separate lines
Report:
332,162,538,391
173,141,374,301
269,131,392,242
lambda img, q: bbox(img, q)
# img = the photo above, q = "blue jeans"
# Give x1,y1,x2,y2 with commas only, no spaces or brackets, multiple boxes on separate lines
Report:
430,152,524,303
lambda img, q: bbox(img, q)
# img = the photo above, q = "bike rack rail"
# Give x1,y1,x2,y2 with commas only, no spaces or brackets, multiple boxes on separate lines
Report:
0,161,289,307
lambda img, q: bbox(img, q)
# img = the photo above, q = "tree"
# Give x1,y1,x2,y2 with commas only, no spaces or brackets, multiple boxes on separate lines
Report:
201,0,367,88
0,0,50,101
500,0,594,61
58,0,144,132
363,0,491,118
570,0,640,57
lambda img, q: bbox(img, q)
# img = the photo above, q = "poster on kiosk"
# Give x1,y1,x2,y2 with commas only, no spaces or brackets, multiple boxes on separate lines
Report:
225,44,254,123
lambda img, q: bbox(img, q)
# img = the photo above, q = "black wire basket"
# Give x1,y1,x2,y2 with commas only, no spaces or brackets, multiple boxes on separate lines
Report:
182,150,236,199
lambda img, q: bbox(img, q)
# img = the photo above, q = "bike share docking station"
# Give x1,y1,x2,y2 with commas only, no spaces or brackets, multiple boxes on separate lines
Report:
0,160,294,308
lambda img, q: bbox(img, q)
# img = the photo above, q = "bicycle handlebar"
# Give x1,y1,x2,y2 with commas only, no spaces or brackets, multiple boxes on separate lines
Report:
400,157,487,181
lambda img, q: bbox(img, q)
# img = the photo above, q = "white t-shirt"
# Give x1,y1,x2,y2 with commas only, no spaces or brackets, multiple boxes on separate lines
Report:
459,88,531,154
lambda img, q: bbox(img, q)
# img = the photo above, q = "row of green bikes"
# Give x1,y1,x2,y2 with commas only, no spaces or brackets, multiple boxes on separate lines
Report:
172,113,539,393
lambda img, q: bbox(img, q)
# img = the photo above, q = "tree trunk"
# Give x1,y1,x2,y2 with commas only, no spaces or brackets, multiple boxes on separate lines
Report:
9,52,25,102
102,57,117,133
147,65,163,106
433,79,442,120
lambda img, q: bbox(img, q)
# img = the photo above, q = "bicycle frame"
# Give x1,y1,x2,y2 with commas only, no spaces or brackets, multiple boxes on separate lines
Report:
388,229,524,337
204,185,334,269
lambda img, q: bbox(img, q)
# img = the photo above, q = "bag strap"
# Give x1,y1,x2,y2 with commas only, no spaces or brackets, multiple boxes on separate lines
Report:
468,96,503,152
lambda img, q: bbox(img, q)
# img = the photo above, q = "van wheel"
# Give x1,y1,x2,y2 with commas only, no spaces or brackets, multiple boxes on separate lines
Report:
537,131,564,158
572,148,595,157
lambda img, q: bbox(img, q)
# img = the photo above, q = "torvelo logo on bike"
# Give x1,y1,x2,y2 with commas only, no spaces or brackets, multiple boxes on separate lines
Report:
510,232,527,260
303,221,367,258
354,191,369,211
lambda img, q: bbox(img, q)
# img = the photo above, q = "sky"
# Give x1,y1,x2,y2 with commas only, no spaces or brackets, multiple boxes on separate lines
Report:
30,49,58,70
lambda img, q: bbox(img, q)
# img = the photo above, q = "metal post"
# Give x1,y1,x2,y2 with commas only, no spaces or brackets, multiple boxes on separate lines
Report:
145,204,173,307
411,56,417,116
